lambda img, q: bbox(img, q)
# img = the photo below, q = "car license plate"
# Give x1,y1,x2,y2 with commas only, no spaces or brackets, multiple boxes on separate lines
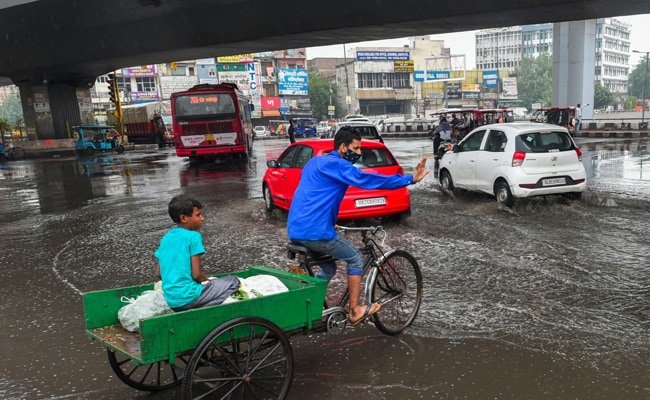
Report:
205,134,214,140
542,177,566,186
355,197,387,208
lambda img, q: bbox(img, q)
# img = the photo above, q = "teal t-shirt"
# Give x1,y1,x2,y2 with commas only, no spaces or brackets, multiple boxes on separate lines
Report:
154,227,205,309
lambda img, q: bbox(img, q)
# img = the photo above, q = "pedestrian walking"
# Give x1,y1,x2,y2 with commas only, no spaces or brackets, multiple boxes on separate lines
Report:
575,103,589,133
288,119,295,143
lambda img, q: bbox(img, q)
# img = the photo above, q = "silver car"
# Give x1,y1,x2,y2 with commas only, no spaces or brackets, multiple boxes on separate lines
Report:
254,125,270,137
438,122,587,207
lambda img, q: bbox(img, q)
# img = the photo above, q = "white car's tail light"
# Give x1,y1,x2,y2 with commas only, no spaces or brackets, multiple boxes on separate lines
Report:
512,150,526,166
575,147,583,161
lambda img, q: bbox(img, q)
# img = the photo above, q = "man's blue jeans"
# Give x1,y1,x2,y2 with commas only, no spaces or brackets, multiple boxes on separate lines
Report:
292,234,363,280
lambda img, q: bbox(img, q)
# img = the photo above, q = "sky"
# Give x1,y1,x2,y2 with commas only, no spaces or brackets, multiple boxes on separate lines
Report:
306,14,650,68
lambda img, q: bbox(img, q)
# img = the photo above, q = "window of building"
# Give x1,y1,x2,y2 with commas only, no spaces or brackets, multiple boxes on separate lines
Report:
136,77,156,92
357,73,410,89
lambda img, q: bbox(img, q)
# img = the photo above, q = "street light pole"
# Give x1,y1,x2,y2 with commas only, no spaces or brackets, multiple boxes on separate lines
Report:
633,50,649,124
343,43,351,115
496,31,500,108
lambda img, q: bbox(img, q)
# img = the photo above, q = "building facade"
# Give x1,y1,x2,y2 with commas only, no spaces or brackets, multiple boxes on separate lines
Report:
477,18,632,106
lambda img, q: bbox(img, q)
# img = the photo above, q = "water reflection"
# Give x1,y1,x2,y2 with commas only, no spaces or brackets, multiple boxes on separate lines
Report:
580,139,650,201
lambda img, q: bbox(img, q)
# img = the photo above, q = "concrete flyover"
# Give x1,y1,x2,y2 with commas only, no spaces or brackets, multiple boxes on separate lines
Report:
2,0,650,86
1,0,649,140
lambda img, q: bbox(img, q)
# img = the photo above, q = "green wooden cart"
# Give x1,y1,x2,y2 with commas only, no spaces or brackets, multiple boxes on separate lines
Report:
83,266,327,400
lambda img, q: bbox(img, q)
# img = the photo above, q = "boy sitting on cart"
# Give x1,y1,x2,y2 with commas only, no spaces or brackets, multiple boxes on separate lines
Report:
154,195,239,311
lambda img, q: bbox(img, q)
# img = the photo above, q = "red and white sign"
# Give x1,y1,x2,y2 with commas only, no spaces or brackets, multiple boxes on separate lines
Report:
261,97,280,109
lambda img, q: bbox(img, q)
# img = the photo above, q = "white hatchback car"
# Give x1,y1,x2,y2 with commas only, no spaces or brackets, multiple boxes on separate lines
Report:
438,122,586,207
254,125,270,137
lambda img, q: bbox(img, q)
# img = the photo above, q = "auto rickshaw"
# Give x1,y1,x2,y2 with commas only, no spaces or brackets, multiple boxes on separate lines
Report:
530,106,576,132
73,125,124,155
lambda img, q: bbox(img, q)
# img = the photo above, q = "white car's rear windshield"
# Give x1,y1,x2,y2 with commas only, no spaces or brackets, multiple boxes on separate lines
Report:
516,131,575,153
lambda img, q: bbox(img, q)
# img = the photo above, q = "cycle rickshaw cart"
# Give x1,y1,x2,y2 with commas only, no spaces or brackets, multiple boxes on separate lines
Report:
83,226,423,399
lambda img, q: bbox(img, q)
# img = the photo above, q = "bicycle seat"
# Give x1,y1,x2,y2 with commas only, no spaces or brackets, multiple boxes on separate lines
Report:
287,243,333,264
287,243,312,261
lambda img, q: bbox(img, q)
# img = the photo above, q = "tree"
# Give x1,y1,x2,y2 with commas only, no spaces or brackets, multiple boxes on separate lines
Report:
513,52,553,111
0,95,24,127
0,118,11,135
624,96,637,111
308,67,338,120
628,55,650,100
594,82,615,110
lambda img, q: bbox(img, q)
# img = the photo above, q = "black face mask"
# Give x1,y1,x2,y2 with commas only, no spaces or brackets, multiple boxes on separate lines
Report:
344,149,361,164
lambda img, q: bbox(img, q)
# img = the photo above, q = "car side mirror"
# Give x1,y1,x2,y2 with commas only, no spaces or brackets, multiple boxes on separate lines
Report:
266,160,278,168
452,145,460,153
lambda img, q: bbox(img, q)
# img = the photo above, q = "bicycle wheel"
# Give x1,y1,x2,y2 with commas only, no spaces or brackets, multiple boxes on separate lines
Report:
182,316,293,400
10,147,25,160
370,250,423,336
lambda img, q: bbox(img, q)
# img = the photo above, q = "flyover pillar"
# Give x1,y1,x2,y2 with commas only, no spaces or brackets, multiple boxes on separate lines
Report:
552,20,596,119
18,83,95,140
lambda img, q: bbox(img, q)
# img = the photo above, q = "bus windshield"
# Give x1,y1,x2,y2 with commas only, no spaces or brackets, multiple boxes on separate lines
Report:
170,83,253,162
173,93,236,118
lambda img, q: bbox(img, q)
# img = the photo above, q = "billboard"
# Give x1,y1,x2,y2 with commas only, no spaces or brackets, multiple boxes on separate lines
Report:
356,51,410,61
483,70,498,89
278,68,308,96
217,54,255,63
502,77,518,98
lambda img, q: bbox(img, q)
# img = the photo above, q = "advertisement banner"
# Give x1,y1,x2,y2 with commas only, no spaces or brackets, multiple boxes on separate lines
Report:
483,70,498,88
122,65,157,78
278,68,309,96
217,71,250,89
217,54,255,63
356,51,410,61
502,77,518,98
462,83,481,92
414,70,450,81
394,60,414,72
261,97,280,109
247,62,262,117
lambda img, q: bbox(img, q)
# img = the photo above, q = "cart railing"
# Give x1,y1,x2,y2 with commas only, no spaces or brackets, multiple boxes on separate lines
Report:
83,266,327,365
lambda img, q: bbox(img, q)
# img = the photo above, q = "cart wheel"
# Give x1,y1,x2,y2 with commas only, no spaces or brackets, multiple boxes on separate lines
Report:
85,147,95,156
107,349,188,391
182,316,293,400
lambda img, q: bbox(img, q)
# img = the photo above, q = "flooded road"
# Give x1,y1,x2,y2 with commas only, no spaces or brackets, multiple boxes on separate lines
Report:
0,137,648,399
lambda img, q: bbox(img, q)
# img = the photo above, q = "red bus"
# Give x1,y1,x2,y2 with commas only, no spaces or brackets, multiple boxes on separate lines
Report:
170,83,254,161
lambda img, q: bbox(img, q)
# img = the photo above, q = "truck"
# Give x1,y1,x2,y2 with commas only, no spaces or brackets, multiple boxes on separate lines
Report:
107,101,172,148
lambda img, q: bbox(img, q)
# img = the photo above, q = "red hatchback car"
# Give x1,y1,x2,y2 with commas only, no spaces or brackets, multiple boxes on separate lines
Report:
262,139,411,220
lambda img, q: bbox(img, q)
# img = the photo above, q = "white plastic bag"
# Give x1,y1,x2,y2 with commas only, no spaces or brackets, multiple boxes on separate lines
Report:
222,275,289,304
118,290,171,332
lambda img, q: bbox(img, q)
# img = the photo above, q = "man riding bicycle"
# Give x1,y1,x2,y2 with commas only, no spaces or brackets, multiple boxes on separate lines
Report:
286,126,430,325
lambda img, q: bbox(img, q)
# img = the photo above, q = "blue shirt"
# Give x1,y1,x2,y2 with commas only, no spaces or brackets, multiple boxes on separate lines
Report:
154,227,205,309
287,151,413,241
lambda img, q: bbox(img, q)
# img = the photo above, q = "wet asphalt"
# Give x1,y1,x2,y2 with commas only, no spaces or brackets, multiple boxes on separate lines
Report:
0,136,648,399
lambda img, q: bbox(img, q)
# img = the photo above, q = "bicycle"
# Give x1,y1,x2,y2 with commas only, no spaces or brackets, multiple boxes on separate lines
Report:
0,143,25,161
286,225,423,336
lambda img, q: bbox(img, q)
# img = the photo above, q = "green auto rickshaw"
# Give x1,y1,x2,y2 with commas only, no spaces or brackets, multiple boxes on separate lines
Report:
73,125,124,155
